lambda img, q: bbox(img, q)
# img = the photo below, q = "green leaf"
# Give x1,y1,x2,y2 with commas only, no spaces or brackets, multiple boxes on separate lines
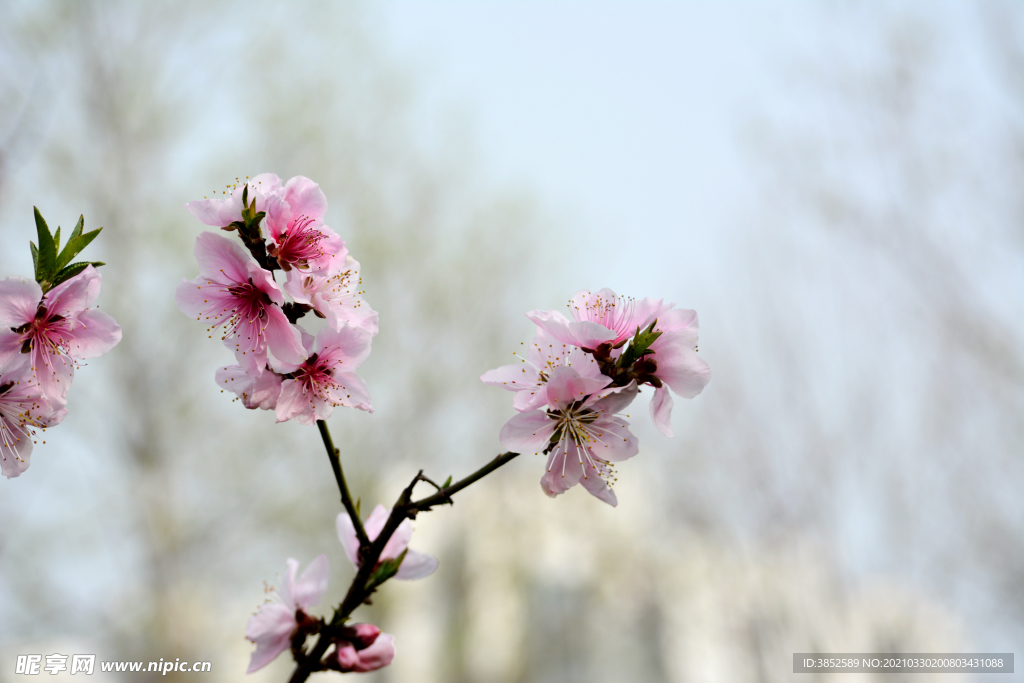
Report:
355,499,361,518
55,227,101,272
442,475,452,489
33,207,56,283
30,242,39,276
67,215,84,243
50,261,104,288
365,549,408,591
53,225,61,253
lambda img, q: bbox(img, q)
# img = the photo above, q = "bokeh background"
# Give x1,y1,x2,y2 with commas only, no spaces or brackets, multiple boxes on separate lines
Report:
0,2,1021,681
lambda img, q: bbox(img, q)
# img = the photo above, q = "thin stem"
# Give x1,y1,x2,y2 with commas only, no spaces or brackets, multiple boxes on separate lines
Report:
411,451,519,511
316,419,370,550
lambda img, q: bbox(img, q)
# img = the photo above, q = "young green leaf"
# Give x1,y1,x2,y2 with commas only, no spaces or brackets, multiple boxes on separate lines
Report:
365,548,408,592
67,215,84,243
55,227,102,273
33,207,56,284
30,242,39,276
442,475,453,489
51,261,104,288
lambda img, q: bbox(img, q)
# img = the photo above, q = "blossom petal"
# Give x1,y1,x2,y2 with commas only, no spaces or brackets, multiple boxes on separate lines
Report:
290,553,329,611
480,363,540,392
499,410,555,454
587,380,638,416
66,309,122,358
194,231,253,283
0,422,32,479
186,196,243,228
362,505,390,541
395,549,439,580
280,176,328,221
336,512,361,567
655,308,699,346
245,603,296,673
650,385,675,437
540,449,582,497
317,325,372,369
578,464,618,506
544,366,611,411
274,379,308,423
0,277,41,327
45,265,100,316
586,417,639,463
526,309,584,347
262,305,305,366
565,320,621,349
0,331,27,375
655,345,711,398
380,518,413,563
511,388,549,413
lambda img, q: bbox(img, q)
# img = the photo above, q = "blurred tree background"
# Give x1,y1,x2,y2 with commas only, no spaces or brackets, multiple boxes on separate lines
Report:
0,2,1020,682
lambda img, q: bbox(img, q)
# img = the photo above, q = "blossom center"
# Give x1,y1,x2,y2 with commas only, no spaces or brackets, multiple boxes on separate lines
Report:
272,216,327,271
295,353,342,403
546,402,617,485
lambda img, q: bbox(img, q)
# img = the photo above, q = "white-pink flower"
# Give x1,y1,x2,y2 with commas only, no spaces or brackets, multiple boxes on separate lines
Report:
527,288,670,350
481,327,602,412
175,232,305,374
185,173,282,228
272,324,373,424
215,364,283,411
336,629,396,673
283,255,378,335
0,363,67,479
0,268,122,403
245,554,329,673
499,366,638,506
645,308,711,437
263,176,345,273
337,505,438,580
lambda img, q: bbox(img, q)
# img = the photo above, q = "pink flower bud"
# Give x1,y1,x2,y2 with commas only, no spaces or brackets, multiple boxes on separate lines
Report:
351,623,381,648
336,633,395,673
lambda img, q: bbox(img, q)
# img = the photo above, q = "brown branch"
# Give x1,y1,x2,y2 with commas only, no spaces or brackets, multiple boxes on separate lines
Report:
285,451,521,682
316,420,370,551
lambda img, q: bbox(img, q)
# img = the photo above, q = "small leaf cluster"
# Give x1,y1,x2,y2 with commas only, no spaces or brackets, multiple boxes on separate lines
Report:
222,184,279,271
584,320,664,388
616,321,662,370
31,207,104,293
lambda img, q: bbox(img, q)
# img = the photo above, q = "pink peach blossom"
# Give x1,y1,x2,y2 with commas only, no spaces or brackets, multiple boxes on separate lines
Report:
499,366,638,506
245,554,329,673
263,176,345,272
175,232,304,374
272,324,373,424
0,268,121,403
337,505,438,580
